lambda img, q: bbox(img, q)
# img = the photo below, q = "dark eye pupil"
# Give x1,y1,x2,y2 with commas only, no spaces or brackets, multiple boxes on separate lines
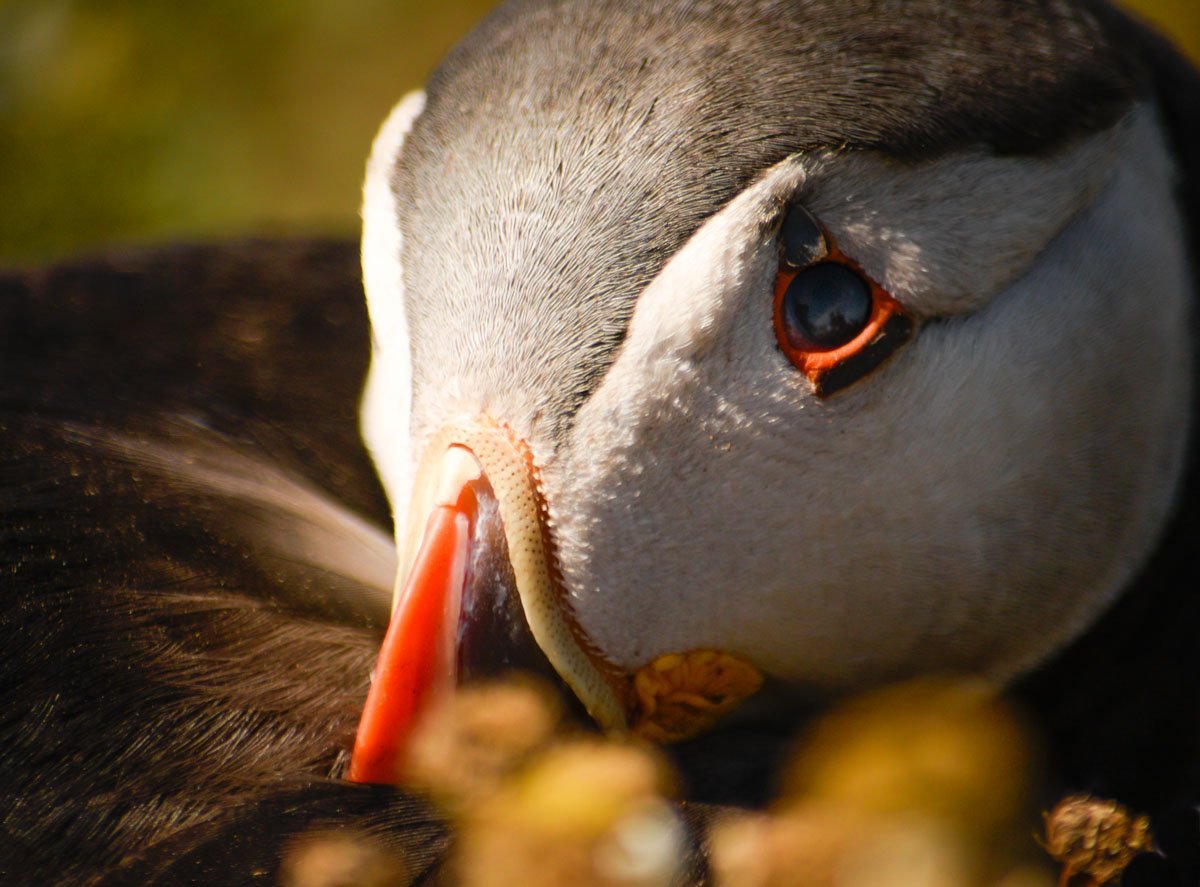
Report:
781,263,873,350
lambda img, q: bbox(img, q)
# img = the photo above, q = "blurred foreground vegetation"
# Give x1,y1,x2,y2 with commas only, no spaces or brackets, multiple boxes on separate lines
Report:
0,0,1196,266
279,677,1155,886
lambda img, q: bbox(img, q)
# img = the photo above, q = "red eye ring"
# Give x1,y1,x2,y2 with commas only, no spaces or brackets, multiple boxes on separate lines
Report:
773,224,912,396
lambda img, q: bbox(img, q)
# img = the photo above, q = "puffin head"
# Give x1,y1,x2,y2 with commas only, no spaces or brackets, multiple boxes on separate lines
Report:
352,0,1194,780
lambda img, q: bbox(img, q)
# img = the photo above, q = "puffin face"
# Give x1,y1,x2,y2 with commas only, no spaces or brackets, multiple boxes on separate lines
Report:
357,1,1193,759
550,125,1190,690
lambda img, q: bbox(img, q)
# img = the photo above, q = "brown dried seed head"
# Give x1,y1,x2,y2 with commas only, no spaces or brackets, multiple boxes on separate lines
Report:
1041,794,1156,886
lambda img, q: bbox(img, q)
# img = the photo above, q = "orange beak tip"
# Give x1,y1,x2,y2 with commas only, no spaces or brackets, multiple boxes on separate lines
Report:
348,505,470,785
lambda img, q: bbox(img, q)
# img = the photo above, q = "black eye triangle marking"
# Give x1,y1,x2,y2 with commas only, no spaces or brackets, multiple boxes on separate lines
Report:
780,204,828,269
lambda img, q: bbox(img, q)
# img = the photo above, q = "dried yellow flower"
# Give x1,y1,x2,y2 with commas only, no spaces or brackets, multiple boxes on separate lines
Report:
1040,794,1156,887
630,649,764,743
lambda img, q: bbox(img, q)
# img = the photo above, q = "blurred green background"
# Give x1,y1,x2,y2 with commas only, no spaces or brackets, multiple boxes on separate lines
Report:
1,0,1196,266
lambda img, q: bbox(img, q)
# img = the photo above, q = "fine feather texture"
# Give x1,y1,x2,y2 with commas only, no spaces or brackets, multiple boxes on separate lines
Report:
396,0,1141,446
0,242,448,883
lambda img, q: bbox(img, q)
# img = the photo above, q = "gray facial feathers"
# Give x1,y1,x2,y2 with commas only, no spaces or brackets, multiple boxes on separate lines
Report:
1107,3,1200,265
395,0,1143,444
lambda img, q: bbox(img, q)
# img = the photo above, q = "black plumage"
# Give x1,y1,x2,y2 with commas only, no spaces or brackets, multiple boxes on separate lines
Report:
0,242,447,883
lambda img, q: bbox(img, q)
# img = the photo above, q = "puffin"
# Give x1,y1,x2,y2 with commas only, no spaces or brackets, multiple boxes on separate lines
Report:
1,0,1198,882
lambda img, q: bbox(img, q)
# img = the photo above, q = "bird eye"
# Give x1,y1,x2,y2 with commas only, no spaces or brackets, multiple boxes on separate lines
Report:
779,264,872,351
773,207,914,397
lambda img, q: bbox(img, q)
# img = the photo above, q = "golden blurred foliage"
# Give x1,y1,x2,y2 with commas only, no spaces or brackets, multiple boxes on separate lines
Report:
0,0,497,263
394,676,1110,887
1122,0,1200,63
0,0,1195,265
710,680,1048,887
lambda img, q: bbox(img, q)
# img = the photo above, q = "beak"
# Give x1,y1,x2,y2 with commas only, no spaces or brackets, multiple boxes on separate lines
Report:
346,445,477,785
348,419,766,785
348,420,627,785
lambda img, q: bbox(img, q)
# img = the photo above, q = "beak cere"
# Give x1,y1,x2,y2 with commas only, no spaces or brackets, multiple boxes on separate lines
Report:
349,419,765,785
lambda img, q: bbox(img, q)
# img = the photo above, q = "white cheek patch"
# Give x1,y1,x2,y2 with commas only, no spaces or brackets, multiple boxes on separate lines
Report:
618,164,807,367
360,90,426,527
550,105,1192,689
545,163,805,658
